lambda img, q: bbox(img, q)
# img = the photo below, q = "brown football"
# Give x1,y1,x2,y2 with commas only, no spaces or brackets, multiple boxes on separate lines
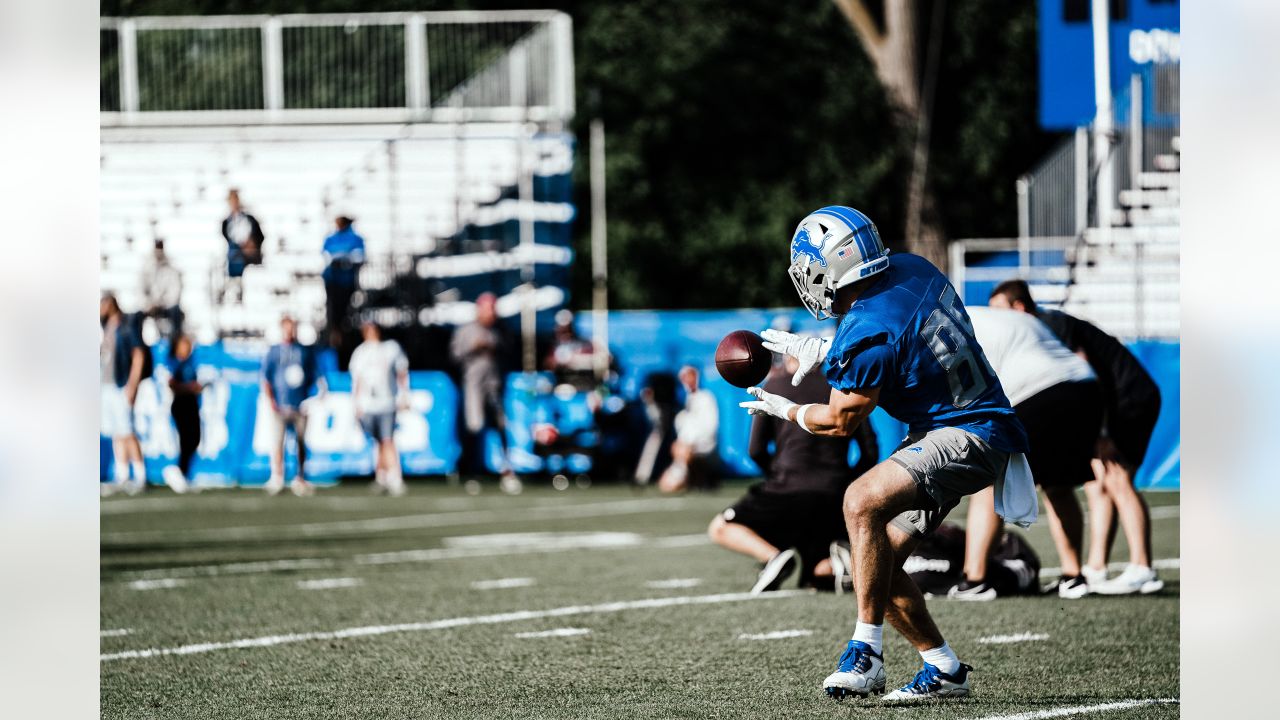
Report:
715,330,773,389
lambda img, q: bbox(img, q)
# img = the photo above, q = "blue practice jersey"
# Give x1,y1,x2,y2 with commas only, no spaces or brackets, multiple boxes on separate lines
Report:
821,253,1028,453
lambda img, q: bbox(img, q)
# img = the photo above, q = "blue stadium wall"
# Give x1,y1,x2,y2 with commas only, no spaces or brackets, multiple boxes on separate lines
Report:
102,310,1179,491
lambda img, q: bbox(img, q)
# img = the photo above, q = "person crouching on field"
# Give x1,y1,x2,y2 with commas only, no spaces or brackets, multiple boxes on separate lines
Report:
710,353,879,594
350,321,410,496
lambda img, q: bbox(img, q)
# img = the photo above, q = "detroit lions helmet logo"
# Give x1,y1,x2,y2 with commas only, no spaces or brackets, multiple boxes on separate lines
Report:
791,227,828,268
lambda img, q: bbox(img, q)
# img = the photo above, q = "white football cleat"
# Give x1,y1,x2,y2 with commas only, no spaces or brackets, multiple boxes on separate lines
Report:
1090,564,1163,595
1081,565,1108,586
829,541,853,595
822,641,886,700
883,662,972,702
290,477,316,497
162,465,189,494
263,475,285,496
751,548,798,595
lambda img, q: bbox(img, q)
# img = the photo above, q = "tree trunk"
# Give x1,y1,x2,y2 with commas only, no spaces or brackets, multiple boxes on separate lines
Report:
832,0,948,271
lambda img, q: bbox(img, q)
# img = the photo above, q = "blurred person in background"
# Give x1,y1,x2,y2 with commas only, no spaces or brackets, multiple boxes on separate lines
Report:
100,293,148,495
450,292,521,494
633,371,678,486
710,353,879,594
165,334,201,490
221,188,264,298
350,321,409,496
140,239,183,342
322,214,365,348
950,306,1101,600
990,280,1164,595
261,315,322,497
657,365,719,493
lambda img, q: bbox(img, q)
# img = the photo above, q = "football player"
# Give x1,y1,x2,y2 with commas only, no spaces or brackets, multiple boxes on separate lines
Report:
740,206,1035,702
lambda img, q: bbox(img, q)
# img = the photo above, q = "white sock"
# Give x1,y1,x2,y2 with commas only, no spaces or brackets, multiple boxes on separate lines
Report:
920,642,960,674
114,460,130,483
131,462,146,484
852,622,883,654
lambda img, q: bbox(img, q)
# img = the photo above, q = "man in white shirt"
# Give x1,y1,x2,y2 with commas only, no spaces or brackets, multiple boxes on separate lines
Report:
658,366,720,492
350,321,410,496
951,306,1103,600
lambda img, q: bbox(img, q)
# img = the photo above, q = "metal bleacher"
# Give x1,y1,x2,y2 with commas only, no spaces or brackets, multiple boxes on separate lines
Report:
952,63,1179,340
99,11,576,346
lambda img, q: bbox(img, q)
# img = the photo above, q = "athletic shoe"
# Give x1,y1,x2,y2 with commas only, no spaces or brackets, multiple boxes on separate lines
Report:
123,478,146,496
1081,565,1108,586
499,471,523,495
162,465,189,494
1090,564,1163,595
947,579,997,601
883,662,972,702
289,477,315,497
263,475,285,496
750,548,798,595
829,541,853,595
822,640,886,699
1057,575,1090,599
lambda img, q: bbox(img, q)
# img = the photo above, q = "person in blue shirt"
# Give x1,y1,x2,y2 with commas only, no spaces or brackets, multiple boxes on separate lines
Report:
740,206,1035,703
322,214,365,348
261,315,323,496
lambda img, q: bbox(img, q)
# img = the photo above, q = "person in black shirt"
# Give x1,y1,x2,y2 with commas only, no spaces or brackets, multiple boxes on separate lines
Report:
708,354,878,594
990,280,1164,595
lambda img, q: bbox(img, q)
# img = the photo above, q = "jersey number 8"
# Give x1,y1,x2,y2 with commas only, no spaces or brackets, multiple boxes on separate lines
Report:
918,285,993,408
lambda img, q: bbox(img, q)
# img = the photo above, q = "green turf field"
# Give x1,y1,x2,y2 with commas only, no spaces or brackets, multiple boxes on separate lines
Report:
100,481,1179,719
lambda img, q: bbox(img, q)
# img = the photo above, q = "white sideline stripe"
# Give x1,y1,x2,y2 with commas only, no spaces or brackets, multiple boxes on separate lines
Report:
1040,557,1179,580
737,629,812,641
103,498,688,543
514,627,590,639
296,577,363,590
100,590,804,662
129,578,188,591
645,578,702,589
115,531,706,581
471,577,535,590
1148,505,1179,520
966,698,1178,720
100,629,132,637
977,632,1049,645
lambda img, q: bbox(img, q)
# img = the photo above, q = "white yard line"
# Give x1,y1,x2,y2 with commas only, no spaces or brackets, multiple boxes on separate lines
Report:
737,629,812,641
513,627,590,639
128,578,188,591
100,590,804,662
1147,505,1179,520
113,531,701,582
100,629,132,638
103,498,688,544
966,698,1178,720
645,578,703,589
296,577,363,590
471,577,536,590
977,632,1049,645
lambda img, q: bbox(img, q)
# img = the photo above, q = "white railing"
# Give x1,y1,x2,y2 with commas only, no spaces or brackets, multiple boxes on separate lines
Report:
100,11,574,126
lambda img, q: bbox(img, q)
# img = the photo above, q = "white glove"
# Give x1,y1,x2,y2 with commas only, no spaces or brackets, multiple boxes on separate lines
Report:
760,329,833,386
738,386,797,420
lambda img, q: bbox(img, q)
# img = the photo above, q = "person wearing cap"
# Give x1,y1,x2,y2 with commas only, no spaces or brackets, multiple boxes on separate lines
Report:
322,214,366,348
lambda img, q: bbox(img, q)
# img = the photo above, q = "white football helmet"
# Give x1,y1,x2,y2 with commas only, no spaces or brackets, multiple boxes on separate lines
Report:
787,205,889,320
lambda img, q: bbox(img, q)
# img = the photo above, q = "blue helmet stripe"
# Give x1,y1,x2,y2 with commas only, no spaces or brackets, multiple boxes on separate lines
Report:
815,206,871,260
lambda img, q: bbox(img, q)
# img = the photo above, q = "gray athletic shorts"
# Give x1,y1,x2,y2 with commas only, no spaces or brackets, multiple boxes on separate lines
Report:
889,427,1010,538
360,412,396,442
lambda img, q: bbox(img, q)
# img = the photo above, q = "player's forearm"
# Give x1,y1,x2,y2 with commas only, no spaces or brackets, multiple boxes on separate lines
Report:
784,403,864,438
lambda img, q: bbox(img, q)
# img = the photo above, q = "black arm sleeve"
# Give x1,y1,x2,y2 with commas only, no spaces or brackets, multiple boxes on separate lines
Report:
747,414,774,477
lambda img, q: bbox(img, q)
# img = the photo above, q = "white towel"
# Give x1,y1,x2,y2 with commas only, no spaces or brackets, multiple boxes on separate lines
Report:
994,452,1038,528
